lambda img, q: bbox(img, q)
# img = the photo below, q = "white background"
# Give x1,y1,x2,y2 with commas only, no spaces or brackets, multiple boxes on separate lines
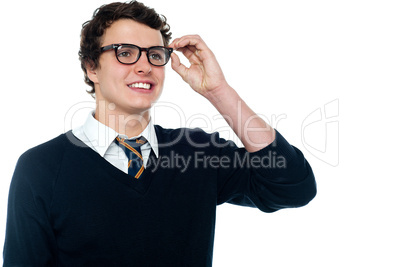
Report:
1,0,401,266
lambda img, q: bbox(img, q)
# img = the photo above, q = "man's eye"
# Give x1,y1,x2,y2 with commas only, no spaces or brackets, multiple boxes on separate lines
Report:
149,53,162,61
118,51,131,57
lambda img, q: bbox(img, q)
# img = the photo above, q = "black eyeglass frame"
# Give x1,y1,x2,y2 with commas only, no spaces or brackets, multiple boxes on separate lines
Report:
100,43,173,66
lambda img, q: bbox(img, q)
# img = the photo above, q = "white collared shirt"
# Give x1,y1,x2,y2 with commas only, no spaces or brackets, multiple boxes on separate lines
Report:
72,112,159,173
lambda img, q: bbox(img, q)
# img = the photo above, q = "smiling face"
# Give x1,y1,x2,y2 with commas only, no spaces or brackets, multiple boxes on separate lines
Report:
88,19,166,120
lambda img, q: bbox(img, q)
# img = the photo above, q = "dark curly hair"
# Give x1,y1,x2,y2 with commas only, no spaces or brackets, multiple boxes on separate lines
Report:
79,1,172,96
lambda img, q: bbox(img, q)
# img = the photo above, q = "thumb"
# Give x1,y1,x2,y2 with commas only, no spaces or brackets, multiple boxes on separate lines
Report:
170,52,188,81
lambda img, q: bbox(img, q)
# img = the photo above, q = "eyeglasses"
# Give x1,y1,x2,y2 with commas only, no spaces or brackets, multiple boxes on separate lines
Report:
100,43,173,66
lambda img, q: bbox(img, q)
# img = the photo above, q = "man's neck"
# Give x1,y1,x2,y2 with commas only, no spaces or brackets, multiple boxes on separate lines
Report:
94,104,150,138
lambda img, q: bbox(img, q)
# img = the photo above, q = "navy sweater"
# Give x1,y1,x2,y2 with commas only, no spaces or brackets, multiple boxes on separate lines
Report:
4,126,316,266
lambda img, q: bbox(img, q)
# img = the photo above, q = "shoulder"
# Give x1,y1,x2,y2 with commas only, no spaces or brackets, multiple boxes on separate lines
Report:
17,132,72,174
154,124,236,151
21,133,68,158
154,124,216,145
11,132,73,194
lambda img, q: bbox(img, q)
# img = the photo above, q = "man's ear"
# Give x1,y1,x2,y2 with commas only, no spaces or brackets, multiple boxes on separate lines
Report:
86,62,99,84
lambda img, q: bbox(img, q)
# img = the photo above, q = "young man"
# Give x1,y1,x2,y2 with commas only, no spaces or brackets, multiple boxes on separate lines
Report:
3,1,316,266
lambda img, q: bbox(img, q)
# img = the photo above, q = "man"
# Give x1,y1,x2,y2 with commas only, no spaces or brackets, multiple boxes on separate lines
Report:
3,1,316,266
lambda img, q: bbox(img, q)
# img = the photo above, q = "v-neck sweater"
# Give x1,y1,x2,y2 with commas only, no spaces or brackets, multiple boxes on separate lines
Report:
4,125,316,267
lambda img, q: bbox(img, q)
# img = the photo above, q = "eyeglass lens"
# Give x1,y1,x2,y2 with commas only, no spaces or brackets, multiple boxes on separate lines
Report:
116,45,170,66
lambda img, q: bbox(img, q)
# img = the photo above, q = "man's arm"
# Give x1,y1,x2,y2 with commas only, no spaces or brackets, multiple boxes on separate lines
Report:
169,35,275,152
169,35,316,211
3,151,57,266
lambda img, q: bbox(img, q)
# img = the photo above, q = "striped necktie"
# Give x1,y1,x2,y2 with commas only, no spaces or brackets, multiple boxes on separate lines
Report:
115,136,147,179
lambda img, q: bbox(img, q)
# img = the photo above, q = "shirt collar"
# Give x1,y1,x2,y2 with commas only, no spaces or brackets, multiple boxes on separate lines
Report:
82,111,159,158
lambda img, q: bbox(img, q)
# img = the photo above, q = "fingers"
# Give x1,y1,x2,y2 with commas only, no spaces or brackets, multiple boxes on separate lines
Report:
169,35,213,62
170,52,188,81
170,35,206,49
177,46,202,65
169,34,226,94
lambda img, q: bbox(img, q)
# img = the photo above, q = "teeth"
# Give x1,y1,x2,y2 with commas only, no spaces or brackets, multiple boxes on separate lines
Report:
129,83,151,89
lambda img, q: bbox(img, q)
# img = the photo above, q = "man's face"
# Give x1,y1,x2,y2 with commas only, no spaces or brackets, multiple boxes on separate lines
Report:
90,19,166,117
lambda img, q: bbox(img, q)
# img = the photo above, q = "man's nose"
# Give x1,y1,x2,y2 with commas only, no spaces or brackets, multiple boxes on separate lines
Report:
133,51,152,75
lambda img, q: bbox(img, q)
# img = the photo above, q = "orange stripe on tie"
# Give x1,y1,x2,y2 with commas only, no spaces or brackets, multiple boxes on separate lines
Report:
135,165,145,179
136,139,146,145
117,139,143,160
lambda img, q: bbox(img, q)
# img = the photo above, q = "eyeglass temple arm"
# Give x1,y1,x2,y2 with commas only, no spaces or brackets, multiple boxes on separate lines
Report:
100,44,117,52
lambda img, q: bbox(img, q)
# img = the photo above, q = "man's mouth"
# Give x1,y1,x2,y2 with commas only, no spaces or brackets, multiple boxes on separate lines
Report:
128,82,152,90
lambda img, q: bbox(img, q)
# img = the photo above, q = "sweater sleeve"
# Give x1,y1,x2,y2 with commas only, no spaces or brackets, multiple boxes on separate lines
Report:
3,150,58,266
216,130,317,212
